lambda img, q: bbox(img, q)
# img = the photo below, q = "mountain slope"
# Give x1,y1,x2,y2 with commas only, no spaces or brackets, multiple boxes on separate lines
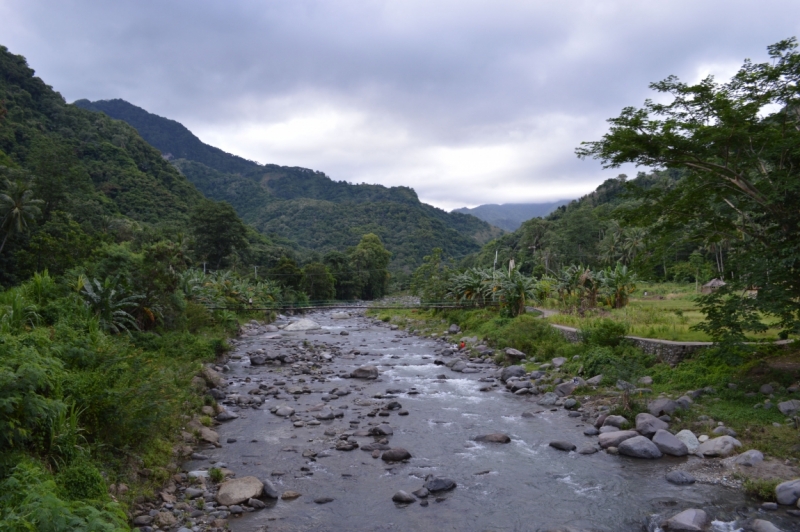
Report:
453,201,570,231
77,98,503,271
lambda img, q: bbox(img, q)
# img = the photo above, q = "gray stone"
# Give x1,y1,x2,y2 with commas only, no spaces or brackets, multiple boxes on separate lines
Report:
331,312,350,319
675,430,700,453
451,360,468,372
133,515,154,526
274,405,295,417
750,519,783,532
552,357,567,367
248,498,266,509
583,427,599,436
602,415,628,428
314,497,334,504
665,470,696,485
262,478,279,499
635,413,669,438
586,375,603,386
216,411,238,422
474,433,511,443
549,441,576,452
652,429,688,456
368,424,394,436
216,476,264,506
618,435,662,459
734,449,764,467
778,399,800,416
500,365,526,382
555,381,577,397
712,426,737,437
662,508,707,531
696,435,742,457
412,488,429,498
564,398,578,409
760,384,775,395
392,490,416,503
448,324,461,334
284,318,321,331
675,395,694,410
639,376,653,385
598,430,638,449
578,445,598,455
381,448,412,462
424,477,457,492
537,392,559,406
504,348,526,360
616,379,636,391
351,365,379,379
775,479,800,505
648,398,681,417
599,426,620,434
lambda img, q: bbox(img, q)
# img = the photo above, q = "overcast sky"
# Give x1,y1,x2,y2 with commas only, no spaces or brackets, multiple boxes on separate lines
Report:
2,1,799,210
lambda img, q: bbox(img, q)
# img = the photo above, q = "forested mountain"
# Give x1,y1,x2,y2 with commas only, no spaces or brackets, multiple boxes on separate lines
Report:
466,170,685,277
453,200,570,231
76,98,503,272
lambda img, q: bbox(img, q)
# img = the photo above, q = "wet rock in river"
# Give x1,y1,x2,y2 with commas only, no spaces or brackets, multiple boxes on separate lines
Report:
474,433,511,444
424,477,457,492
749,519,783,532
281,491,302,500
598,430,638,449
382,448,412,462
392,490,416,503
500,365,526,382
537,392,559,406
665,470,696,485
662,508,707,531
351,365,379,379
284,318,321,331
368,424,393,436
549,441,576,452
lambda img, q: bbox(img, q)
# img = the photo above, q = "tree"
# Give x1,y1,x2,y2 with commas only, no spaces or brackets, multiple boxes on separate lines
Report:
190,200,249,269
0,175,43,255
323,250,360,300
577,38,800,339
301,262,335,301
411,248,451,303
268,256,303,290
350,233,391,300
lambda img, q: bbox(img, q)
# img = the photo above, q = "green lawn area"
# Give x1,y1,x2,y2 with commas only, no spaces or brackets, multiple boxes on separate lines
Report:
543,282,783,342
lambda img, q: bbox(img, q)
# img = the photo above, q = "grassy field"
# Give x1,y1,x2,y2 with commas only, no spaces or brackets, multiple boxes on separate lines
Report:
543,282,783,342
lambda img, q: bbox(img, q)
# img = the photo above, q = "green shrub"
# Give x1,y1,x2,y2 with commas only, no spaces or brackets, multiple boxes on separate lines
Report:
208,467,224,483
57,459,107,501
742,477,780,501
580,318,629,347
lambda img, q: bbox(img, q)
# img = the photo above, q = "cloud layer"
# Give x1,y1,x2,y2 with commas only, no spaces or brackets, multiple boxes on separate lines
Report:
2,0,799,209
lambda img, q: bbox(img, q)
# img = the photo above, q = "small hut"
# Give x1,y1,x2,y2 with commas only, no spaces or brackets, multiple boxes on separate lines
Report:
701,278,726,294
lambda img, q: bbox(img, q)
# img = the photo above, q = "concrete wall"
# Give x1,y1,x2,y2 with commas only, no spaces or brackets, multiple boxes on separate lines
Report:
548,323,710,365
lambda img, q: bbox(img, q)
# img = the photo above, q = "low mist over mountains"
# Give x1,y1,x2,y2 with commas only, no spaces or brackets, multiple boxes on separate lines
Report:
75,99,502,272
453,201,570,231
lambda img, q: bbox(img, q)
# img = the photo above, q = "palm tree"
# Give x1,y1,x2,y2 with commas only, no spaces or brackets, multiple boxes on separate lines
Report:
0,178,43,254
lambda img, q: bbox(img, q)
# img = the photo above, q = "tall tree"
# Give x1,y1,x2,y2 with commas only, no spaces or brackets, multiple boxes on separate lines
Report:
190,200,249,269
350,233,392,300
0,174,43,255
577,38,800,339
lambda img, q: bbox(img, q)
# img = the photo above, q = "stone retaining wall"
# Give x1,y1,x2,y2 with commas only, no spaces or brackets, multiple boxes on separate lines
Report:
549,324,709,365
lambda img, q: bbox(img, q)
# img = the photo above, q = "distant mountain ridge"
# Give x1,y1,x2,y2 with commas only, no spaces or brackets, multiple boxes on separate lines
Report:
75,98,503,271
453,201,570,231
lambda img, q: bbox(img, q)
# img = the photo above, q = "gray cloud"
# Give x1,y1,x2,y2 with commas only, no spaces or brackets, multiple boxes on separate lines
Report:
2,0,799,208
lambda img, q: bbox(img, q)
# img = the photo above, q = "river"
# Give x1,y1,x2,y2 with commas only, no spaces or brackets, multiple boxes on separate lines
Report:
183,310,792,532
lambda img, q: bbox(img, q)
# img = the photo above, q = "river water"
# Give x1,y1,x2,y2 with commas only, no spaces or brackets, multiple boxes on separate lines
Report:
185,311,794,532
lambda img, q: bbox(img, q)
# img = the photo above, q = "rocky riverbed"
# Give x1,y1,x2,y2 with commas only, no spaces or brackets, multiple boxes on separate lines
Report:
134,311,799,532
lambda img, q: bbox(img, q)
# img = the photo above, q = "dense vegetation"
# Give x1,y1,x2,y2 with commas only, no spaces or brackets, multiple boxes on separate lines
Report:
75,98,504,274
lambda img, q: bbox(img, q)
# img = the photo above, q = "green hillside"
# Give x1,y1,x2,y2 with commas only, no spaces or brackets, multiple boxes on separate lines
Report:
76,98,502,271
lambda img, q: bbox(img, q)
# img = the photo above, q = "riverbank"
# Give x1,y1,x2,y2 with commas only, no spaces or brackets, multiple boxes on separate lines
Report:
128,309,800,531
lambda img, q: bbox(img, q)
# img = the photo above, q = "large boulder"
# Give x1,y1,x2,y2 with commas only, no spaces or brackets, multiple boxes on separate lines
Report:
381,448,412,462
749,519,783,532
201,366,224,388
602,415,628,428
648,398,682,417
675,430,700,454
778,399,800,416
500,365,526,382
351,365,379,379
537,392,559,406
775,479,800,506
635,413,669,438
504,348,526,361
618,435,662,459
696,436,742,457
652,430,688,457
665,471,696,485
734,449,764,467
598,430,638,449
662,509,707,531
217,477,264,506
284,318,321,331
424,477,457,492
